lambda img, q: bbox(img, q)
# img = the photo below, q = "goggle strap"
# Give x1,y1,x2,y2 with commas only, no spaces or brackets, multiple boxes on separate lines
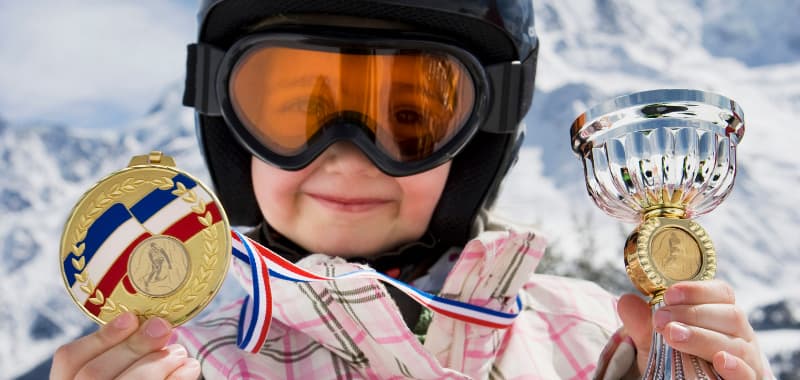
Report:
183,43,225,116
482,61,523,134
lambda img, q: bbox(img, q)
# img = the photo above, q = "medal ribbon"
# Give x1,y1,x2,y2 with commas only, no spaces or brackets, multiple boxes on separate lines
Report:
230,230,522,353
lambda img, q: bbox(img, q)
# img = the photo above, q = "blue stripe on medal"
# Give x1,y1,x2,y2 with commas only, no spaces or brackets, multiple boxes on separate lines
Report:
128,173,196,223
63,203,131,286
63,173,195,286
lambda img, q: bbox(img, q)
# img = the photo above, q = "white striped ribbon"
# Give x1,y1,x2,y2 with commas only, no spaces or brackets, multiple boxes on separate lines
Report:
230,230,522,353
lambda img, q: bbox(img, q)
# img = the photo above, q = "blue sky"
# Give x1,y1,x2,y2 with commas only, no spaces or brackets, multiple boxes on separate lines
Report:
0,1,198,129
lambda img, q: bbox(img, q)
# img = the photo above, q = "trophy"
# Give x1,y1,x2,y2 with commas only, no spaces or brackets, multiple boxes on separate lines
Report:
570,89,744,379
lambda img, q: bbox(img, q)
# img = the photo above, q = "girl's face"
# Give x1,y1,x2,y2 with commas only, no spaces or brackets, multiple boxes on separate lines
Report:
251,143,450,257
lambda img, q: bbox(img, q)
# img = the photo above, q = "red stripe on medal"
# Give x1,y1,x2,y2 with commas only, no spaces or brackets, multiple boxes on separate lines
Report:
162,202,222,241
122,275,137,294
84,232,151,316
85,202,222,316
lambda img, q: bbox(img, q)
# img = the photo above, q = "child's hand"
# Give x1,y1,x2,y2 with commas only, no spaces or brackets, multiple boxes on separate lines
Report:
51,312,200,379
618,280,765,379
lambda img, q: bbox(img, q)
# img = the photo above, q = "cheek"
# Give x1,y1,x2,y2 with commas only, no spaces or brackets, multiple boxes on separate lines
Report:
396,162,450,227
250,159,304,222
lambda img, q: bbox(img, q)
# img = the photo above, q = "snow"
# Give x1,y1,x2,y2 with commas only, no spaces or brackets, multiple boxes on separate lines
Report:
759,329,800,358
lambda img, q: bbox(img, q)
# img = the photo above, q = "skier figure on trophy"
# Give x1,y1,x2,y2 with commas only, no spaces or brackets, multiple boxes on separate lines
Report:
128,237,191,298
51,1,772,379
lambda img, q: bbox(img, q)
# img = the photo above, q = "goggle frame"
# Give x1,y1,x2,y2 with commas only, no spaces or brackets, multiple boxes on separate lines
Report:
186,29,525,176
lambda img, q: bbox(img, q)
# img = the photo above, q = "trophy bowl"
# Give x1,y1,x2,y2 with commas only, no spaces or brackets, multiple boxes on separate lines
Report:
571,89,744,222
570,89,744,379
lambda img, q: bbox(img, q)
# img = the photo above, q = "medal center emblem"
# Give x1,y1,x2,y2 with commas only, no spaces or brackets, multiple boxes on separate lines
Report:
650,227,701,281
128,235,191,297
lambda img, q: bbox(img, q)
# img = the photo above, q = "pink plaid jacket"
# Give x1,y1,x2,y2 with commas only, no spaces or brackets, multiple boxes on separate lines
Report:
174,228,632,379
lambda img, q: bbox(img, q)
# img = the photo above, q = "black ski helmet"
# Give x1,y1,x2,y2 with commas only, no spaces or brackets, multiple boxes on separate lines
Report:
184,0,539,249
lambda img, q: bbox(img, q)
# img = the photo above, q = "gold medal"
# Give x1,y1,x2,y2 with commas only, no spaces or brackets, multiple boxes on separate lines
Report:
59,152,231,326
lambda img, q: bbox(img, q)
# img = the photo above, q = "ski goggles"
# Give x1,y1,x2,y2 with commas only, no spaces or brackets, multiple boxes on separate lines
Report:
185,31,525,176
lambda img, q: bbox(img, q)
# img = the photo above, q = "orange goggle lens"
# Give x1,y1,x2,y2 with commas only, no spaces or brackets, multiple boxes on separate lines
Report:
229,45,476,162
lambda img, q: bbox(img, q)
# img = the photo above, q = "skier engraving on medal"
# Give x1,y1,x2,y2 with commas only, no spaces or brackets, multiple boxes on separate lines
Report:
651,228,701,281
129,236,191,297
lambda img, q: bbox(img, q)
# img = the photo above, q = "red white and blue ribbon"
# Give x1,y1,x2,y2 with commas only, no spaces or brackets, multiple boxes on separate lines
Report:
230,230,522,353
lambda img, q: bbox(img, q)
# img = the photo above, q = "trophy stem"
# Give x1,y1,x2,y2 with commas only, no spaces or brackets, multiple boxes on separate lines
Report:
642,300,721,380
642,206,686,220
623,217,720,379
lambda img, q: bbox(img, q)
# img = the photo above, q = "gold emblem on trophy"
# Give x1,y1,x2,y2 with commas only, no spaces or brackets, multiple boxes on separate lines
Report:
570,89,744,379
59,152,231,326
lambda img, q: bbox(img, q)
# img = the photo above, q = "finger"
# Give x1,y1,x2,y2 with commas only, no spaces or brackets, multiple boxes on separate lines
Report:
618,294,652,349
76,317,174,379
664,280,735,306
660,322,761,372
116,344,193,380
653,303,755,340
617,293,653,372
712,351,757,380
166,358,202,380
51,312,139,380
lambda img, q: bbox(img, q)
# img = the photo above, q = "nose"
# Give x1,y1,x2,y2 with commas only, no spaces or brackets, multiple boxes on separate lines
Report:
319,141,382,177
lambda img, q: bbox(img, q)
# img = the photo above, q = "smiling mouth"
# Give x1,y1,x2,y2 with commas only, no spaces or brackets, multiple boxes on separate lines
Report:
307,193,392,212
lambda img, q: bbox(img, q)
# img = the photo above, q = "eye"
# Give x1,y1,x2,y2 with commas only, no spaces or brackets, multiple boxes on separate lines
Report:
393,108,423,125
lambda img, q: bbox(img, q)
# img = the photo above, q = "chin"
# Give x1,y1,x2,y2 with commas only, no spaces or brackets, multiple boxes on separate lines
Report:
303,234,392,259
313,243,382,258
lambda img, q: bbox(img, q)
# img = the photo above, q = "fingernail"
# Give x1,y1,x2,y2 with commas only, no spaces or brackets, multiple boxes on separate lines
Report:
669,322,690,342
722,351,738,370
166,344,187,357
665,288,685,305
145,318,171,338
112,312,135,329
654,310,671,330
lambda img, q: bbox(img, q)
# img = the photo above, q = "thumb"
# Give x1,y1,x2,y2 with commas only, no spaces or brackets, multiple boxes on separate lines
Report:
618,293,653,373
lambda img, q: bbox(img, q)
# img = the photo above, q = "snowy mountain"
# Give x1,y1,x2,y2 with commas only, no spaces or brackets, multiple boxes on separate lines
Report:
0,84,212,378
2,0,799,378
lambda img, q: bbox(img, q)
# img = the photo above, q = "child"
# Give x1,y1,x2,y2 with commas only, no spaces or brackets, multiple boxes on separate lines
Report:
51,0,769,378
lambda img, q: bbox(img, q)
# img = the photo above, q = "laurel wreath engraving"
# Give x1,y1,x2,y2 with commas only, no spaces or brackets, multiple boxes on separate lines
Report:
69,175,219,321
687,220,716,280
635,217,664,288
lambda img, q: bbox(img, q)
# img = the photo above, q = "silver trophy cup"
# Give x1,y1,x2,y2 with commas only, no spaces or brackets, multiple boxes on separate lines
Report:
570,89,744,379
